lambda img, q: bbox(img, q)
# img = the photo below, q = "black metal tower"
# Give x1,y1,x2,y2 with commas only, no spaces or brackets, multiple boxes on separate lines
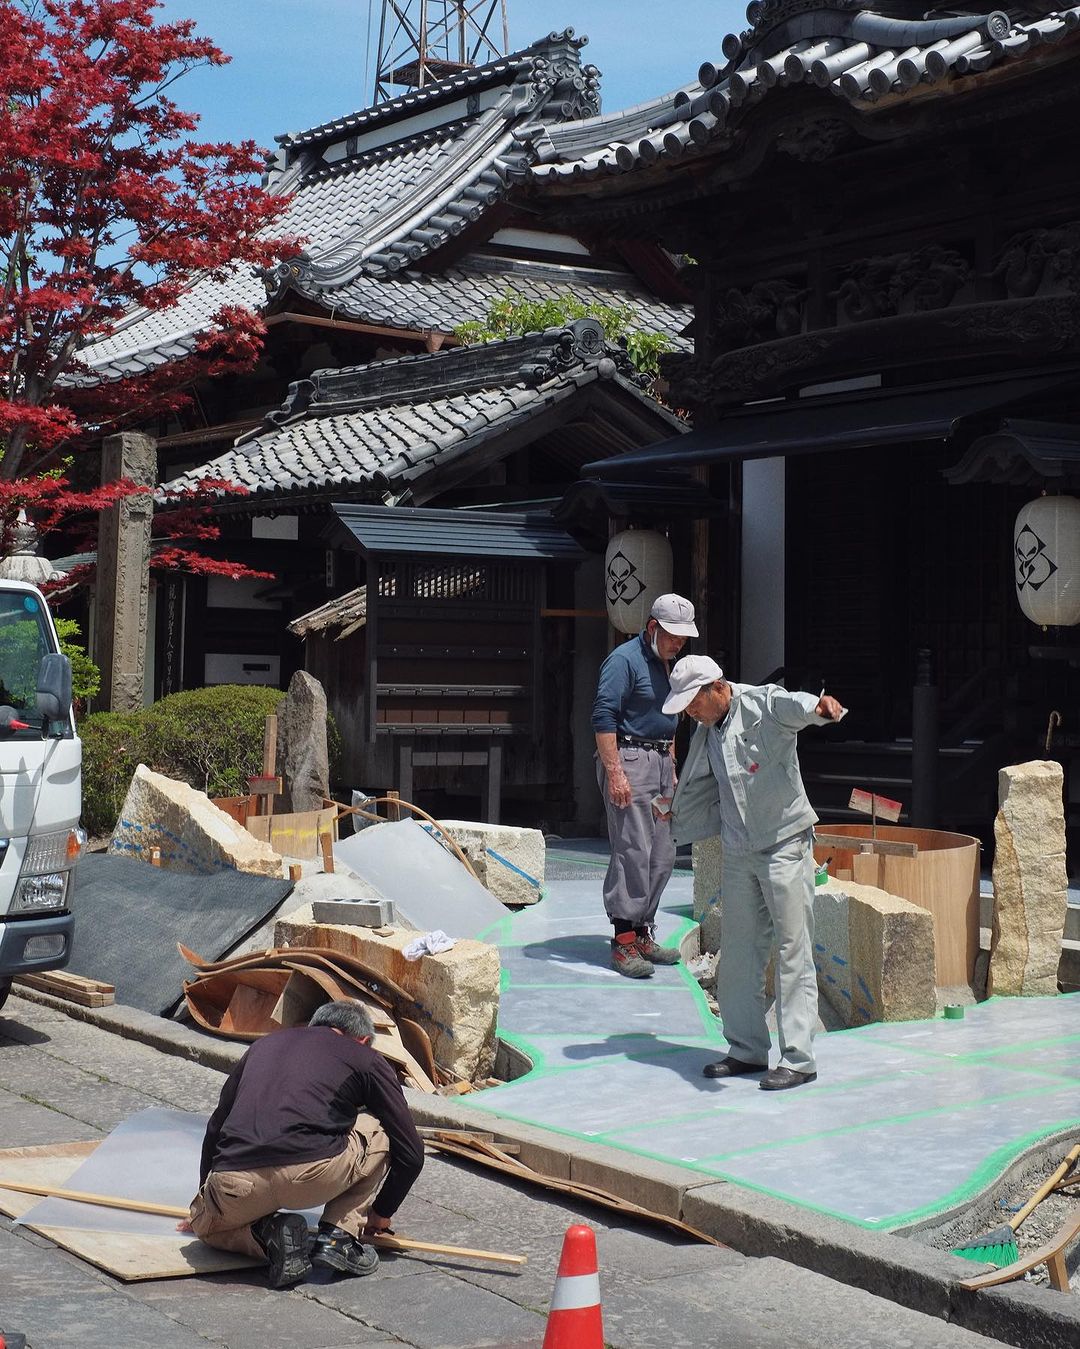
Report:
372,1,510,103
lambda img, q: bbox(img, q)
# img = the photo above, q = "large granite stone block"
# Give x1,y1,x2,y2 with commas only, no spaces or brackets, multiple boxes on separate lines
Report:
692,836,723,954
439,819,545,906
109,765,285,878
277,670,329,813
990,760,1068,997
276,906,499,1082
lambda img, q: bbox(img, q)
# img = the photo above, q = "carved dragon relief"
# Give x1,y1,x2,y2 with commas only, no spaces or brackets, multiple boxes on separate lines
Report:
833,245,972,323
993,222,1080,299
710,278,808,350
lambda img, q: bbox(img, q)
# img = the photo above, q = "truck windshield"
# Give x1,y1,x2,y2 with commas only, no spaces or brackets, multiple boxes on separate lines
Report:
0,591,58,739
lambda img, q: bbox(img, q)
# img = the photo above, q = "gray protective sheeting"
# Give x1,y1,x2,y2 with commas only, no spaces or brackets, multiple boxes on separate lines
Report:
68,854,293,1015
333,818,505,939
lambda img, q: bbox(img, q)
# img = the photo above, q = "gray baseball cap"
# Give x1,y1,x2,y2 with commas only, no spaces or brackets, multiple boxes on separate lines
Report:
662,655,723,714
650,593,698,637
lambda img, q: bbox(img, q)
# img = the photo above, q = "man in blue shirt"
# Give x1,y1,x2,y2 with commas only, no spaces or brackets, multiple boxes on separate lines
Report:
592,594,698,977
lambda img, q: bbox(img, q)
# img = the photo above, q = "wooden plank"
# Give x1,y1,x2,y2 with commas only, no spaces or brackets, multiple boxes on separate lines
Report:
320,830,335,874
246,806,337,859
424,1136,721,1247
15,974,115,1007
0,1141,256,1281
814,833,918,858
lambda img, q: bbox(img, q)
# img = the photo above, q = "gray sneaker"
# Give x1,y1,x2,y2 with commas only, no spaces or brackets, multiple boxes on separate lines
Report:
611,936,654,979
636,931,680,965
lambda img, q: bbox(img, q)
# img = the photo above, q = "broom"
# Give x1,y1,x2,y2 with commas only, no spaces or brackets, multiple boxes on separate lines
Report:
953,1142,1080,1266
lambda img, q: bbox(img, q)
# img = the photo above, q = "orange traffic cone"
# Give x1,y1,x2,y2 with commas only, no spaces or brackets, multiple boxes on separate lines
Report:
542,1223,604,1348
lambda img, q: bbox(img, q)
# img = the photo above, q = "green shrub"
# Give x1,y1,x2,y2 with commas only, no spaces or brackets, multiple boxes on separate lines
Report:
80,710,143,836
80,682,342,834
139,685,285,798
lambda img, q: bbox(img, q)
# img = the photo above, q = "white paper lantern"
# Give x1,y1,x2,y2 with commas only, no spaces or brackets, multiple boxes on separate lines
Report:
1014,495,1080,626
604,529,673,634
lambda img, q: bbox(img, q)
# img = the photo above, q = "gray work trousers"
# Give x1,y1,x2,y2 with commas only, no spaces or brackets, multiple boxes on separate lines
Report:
596,745,676,928
190,1112,389,1258
717,831,818,1074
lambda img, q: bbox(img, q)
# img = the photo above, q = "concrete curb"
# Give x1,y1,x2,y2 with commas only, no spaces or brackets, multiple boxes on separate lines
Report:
12,989,1080,1349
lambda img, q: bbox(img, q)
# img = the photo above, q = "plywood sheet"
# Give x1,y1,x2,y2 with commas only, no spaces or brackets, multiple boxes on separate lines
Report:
0,1138,257,1281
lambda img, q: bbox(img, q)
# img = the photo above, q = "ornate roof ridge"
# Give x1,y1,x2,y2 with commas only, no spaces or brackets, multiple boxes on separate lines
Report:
237,318,637,444
526,3,1080,185
276,29,590,149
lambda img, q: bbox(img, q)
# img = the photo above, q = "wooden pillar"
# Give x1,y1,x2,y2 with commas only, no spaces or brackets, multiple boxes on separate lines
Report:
94,432,156,712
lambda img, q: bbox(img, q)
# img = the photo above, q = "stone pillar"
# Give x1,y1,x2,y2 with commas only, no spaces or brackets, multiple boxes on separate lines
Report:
94,432,156,712
277,670,330,811
989,760,1068,997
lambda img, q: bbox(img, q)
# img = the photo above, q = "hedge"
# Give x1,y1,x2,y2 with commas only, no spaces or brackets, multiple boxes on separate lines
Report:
80,684,340,836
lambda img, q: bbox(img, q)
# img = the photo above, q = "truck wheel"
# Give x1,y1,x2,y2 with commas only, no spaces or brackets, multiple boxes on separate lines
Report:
0,977,10,1011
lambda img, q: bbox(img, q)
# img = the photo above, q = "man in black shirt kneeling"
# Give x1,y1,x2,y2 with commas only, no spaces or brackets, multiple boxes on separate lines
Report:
185,999,425,1288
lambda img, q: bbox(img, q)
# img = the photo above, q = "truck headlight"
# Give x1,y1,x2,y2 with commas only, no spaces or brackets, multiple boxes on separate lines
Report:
13,872,69,912
10,829,83,913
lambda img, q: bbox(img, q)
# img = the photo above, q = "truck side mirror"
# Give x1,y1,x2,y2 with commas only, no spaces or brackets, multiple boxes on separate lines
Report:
37,652,73,722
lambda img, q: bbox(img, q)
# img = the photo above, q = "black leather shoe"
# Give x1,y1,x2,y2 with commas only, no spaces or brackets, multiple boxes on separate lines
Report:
251,1211,312,1288
759,1067,817,1091
702,1056,768,1079
311,1224,380,1278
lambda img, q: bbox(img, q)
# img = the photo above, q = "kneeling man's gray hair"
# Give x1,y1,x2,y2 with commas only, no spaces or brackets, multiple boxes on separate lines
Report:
309,1000,375,1040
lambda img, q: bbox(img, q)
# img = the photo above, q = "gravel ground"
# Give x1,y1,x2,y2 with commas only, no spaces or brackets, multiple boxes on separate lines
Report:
927,1150,1080,1293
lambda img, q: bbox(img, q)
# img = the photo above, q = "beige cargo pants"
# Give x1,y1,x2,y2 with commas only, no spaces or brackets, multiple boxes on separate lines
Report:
190,1112,389,1258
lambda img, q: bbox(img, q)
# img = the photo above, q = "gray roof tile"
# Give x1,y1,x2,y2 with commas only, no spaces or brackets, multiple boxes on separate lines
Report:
159,320,682,501
526,5,1080,183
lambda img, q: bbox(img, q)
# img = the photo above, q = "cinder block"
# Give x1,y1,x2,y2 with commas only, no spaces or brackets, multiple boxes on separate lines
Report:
311,896,395,927
440,819,545,907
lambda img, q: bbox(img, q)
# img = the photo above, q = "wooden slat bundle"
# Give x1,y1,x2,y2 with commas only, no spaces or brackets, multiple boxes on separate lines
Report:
15,971,115,1007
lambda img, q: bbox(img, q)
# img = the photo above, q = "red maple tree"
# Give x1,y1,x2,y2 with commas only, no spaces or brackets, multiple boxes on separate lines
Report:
0,0,298,581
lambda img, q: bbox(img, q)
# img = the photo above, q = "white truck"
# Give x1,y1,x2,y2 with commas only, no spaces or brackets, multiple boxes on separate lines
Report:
0,580,83,1012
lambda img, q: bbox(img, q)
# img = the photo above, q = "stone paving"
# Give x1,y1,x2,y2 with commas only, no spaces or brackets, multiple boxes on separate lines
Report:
0,995,1005,1349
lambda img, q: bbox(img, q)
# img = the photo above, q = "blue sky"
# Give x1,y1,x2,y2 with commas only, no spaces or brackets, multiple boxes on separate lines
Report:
158,1,745,149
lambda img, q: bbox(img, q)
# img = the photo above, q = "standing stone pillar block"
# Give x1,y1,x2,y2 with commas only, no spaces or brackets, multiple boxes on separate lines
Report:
990,760,1068,997
95,432,156,712
277,670,330,811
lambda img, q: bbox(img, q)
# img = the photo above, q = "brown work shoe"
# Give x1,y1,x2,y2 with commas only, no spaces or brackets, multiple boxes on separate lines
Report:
611,933,654,979
636,930,680,965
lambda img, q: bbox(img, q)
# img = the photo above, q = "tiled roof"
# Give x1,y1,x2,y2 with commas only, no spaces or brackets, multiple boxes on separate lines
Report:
160,319,683,502
524,3,1080,184
78,28,683,384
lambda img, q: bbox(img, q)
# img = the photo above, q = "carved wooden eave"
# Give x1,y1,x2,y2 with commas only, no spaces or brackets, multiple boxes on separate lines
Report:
669,294,1080,409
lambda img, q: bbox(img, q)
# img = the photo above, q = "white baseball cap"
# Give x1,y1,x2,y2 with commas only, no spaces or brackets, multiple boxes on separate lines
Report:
662,655,723,714
650,593,698,637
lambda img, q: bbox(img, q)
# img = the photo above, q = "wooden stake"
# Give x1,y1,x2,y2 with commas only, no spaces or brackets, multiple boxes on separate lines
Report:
150,847,161,868
260,714,278,817
0,1180,526,1266
386,789,400,822
319,831,334,874
288,864,302,883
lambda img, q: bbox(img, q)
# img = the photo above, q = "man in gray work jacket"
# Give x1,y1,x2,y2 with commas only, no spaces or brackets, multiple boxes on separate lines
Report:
665,656,845,1090
592,594,698,977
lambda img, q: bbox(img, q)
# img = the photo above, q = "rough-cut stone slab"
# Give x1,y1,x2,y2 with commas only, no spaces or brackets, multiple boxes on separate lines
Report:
110,765,284,878
691,835,934,1023
990,760,1068,997
815,878,936,1025
276,670,329,812
276,905,499,1081
692,836,723,954
440,819,545,906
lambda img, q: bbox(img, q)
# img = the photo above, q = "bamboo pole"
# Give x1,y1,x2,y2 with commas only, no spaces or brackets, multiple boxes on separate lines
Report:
0,1180,525,1266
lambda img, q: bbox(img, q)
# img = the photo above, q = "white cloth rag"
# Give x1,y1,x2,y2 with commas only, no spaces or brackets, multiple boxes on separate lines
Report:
402,929,456,960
